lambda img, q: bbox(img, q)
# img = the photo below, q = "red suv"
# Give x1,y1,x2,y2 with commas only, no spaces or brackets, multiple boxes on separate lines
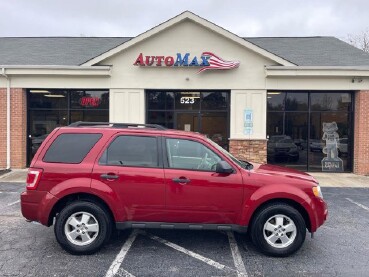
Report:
21,122,327,256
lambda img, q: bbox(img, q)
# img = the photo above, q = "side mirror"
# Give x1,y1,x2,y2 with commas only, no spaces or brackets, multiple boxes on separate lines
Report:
215,161,234,174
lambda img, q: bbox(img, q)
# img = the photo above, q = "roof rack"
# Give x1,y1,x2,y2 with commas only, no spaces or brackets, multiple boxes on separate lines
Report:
68,121,167,130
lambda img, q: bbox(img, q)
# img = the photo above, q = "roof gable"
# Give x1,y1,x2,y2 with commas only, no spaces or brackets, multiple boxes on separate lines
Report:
82,11,295,66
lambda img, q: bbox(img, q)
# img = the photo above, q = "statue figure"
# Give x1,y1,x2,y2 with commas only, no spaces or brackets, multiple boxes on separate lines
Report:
321,122,343,171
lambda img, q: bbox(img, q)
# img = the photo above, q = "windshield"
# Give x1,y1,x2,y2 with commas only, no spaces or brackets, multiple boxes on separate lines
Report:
206,138,250,169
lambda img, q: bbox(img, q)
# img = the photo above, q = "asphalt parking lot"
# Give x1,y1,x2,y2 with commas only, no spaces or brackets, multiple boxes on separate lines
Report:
1,183,369,277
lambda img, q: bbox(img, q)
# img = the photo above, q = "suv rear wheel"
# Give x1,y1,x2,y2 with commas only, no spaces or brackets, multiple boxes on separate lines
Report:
250,203,306,257
54,201,112,255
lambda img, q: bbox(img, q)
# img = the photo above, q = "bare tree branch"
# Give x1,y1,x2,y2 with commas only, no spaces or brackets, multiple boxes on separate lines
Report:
347,29,369,53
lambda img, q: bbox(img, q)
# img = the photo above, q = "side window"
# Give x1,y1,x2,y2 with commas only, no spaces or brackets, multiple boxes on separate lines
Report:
166,138,221,171
43,133,102,164
100,136,159,168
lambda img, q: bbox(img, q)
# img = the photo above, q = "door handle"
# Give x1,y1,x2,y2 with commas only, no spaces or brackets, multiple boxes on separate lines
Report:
100,174,119,180
172,178,191,184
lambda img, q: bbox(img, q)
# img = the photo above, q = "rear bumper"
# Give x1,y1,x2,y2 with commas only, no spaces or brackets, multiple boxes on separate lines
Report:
21,190,58,226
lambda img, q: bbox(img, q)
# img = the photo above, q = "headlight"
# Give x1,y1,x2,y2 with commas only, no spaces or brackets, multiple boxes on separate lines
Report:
312,185,323,199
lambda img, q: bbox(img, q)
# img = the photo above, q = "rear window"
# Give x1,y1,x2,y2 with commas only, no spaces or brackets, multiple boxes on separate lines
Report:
43,133,102,164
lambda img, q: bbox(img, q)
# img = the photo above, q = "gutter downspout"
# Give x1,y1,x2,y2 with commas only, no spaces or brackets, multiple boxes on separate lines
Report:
1,68,11,169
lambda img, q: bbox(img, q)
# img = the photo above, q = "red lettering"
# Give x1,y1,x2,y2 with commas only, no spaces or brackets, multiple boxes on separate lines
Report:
145,56,155,66
79,97,101,107
156,56,165,66
164,56,174,66
133,53,145,66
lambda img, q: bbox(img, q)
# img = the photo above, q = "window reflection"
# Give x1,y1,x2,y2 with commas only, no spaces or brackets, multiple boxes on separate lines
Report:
310,93,351,111
267,90,353,172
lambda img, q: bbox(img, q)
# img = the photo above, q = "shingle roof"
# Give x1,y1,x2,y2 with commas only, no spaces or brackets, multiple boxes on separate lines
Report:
0,36,368,66
0,37,130,65
245,37,369,66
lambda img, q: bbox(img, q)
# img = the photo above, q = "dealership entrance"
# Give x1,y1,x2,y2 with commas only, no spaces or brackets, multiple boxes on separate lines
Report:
146,90,230,149
267,91,354,172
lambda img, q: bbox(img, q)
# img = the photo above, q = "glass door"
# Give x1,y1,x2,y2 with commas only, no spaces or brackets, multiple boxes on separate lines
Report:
175,112,200,132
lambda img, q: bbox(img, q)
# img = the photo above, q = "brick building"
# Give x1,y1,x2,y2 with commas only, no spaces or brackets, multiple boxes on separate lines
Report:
1,12,369,174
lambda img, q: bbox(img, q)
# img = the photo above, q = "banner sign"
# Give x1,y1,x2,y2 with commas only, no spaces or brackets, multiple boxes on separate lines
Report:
133,52,240,73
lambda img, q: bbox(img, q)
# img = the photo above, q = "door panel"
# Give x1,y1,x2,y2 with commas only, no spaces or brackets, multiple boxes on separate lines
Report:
91,166,166,222
164,137,244,224
165,169,244,223
92,134,166,222
176,112,199,132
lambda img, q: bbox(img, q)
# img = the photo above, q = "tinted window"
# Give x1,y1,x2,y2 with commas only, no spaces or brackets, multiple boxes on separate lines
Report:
267,92,285,111
174,92,201,110
166,138,221,171
201,92,228,110
43,133,102,163
102,136,158,167
285,92,308,111
70,90,109,109
28,89,68,109
310,93,352,111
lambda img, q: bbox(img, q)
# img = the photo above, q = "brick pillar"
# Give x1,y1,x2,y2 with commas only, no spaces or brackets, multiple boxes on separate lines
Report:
229,139,267,164
0,88,6,168
10,88,27,168
354,90,369,175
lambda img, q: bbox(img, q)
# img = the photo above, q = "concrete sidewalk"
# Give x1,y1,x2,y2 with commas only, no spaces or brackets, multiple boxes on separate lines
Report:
0,169,28,183
309,173,369,187
0,168,368,187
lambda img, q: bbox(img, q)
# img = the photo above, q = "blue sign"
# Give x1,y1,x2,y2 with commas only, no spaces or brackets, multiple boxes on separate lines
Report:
244,109,253,135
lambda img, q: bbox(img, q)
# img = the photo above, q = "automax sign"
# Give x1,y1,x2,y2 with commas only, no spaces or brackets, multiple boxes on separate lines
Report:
133,52,240,73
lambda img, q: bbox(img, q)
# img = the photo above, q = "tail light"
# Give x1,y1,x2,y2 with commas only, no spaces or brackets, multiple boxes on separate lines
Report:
26,168,43,190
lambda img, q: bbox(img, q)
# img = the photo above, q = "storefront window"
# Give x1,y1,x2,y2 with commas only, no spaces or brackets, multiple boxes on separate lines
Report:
27,89,109,164
267,91,353,172
146,90,229,149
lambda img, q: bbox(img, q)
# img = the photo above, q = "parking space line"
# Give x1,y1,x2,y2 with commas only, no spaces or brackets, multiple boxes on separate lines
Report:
227,232,248,277
346,198,369,211
145,231,226,270
105,230,138,277
116,268,137,277
7,200,20,206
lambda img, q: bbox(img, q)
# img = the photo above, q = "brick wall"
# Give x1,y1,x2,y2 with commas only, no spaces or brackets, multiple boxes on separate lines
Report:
229,139,267,164
354,90,369,175
0,88,27,169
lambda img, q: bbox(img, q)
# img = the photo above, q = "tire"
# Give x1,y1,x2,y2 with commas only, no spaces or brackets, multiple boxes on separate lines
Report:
250,203,306,257
54,201,112,255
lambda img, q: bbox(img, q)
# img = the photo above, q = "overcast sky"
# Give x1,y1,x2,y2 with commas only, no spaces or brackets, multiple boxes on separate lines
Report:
1,0,368,41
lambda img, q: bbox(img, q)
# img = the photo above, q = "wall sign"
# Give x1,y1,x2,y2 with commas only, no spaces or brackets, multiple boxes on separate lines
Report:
243,109,253,135
133,52,240,73
79,96,101,108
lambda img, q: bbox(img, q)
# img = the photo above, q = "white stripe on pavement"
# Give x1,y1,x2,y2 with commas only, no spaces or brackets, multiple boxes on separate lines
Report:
105,230,138,277
7,200,20,206
116,268,137,277
145,232,226,270
227,231,248,277
145,231,247,276
346,198,369,211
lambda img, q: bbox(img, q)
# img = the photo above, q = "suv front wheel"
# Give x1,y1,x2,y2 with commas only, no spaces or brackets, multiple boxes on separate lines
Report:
250,203,306,257
54,201,112,255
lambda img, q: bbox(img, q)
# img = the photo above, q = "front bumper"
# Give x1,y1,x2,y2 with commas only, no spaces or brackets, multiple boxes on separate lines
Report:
21,190,58,226
311,197,328,232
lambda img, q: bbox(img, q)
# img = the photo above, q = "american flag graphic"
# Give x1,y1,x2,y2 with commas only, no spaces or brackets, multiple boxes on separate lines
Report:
197,52,240,73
